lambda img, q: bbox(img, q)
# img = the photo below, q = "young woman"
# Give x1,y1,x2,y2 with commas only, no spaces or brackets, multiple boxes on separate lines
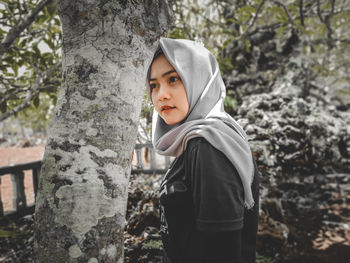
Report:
146,38,260,263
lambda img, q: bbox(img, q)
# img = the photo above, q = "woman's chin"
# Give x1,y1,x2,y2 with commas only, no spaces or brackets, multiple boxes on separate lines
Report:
161,116,178,126
164,119,177,126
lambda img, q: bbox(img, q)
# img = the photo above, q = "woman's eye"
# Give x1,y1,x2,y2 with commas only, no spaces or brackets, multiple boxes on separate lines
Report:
169,76,179,83
150,83,157,89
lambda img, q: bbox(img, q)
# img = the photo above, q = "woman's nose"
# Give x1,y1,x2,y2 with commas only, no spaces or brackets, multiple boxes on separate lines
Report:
158,84,171,101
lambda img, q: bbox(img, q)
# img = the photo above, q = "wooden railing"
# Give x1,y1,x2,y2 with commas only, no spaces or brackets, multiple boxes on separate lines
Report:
133,143,172,174
0,144,172,219
0,160,41,218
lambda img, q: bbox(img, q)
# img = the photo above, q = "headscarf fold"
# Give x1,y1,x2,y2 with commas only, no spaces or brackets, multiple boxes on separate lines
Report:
146,38,255,209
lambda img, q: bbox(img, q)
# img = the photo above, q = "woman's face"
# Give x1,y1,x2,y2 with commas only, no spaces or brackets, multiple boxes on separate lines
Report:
150,54,189,125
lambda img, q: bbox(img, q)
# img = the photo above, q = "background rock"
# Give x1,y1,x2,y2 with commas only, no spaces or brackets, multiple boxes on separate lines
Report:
231,61,350,262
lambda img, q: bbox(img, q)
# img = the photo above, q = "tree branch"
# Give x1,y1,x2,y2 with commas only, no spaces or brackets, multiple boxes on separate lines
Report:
307,6,350,19
272,0,295,28
0,86,28,106
245,22,281,38
309,37,350,45
0,0,52,62
0,61,61,121
0,80,40,122
316,0,325,22
299,0,305,27
324,0,335,48
240,0,266,39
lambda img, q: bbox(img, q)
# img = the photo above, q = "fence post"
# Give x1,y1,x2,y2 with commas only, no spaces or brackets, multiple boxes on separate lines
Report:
32,167,40,198
11,171,27,211
149,147,156,171
0,177,3,216
136,148,143,169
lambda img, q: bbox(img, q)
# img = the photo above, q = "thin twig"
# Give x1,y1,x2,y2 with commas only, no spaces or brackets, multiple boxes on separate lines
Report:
0,61,61,121
299,0,304,27
309,37,350,45
240,0,266,39
316,0,336,49
272,0,295,27
325,0,335,47
0,86,29,106
0,0,52,62
245,22,281,37
0,80,39,122
316,0,325,22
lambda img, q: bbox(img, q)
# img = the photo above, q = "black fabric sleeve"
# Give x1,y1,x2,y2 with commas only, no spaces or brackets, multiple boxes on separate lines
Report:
186,138,245,232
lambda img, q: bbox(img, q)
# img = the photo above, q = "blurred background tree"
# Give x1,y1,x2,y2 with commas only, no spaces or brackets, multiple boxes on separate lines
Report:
0,0,61,133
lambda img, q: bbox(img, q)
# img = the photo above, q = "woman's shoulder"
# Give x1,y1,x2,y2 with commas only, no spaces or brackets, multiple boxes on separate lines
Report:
185,137,240,175
186,137,213,153
185,137,243,188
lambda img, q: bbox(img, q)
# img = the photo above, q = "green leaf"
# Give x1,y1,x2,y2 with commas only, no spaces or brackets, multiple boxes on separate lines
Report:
276,25,289,37
0,101,7,113
224,96,237,109
226,18,239,24
4,71,15,77
33,95,40,108
240,11,251,23
256,251,275,263
167,27,187,39
0,229,18,238
269,6,288,23
12,63,18,76
51,95,57,106
0,28,7,35
322,2,332,9
217,56,234,74
44,37,55,50
244,38,251,53
46,2,57,16
54,18,61,26
295,23,309,34
51,25,61,34
32,44,41,56
318,23,328,36
222,37,235,51
240,6,257,15
19,38,27,47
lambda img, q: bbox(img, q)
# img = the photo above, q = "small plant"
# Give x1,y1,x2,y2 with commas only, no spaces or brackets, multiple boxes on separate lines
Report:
256,252,275,263
0,217,32,246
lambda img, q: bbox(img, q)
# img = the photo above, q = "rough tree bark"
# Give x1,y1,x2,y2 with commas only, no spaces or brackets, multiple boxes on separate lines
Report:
34,1,172,262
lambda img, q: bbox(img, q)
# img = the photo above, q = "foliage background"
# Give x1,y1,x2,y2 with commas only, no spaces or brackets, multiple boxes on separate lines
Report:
0,0,60,132
1,0,349,135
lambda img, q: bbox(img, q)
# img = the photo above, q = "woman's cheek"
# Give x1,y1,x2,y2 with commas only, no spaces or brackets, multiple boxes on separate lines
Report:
151,92,157,105
151,94,160,114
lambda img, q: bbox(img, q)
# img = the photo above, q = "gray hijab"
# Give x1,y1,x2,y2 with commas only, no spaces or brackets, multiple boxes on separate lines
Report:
147,38,255,209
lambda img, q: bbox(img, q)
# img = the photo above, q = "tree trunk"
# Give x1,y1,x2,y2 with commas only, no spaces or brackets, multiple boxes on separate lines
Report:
34,1,172,262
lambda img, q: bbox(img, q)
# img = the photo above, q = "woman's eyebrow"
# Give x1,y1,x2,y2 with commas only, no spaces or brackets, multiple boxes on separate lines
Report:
149,70,177,81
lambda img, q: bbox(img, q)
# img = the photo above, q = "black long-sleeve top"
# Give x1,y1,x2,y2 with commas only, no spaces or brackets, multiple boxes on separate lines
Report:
159,137,260,263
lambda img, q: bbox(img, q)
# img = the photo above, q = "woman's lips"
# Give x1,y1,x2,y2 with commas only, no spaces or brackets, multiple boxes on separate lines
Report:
162,107,175,113
161,105,176,112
